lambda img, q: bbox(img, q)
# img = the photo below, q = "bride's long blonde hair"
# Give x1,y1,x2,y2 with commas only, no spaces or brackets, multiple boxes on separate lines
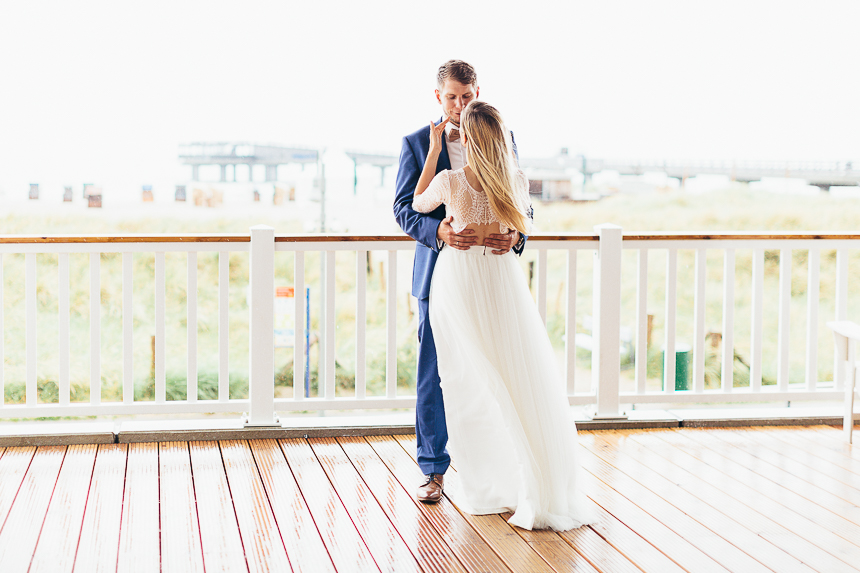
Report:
461,101,529,235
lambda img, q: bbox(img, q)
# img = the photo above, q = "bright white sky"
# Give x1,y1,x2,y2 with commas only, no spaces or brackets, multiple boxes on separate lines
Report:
1,0,858,194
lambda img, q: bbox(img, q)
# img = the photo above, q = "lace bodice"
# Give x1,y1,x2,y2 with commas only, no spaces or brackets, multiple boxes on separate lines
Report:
412,168,531,234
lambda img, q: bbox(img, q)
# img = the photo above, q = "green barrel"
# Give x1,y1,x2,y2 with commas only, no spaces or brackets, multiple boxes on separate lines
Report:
662,343,691,391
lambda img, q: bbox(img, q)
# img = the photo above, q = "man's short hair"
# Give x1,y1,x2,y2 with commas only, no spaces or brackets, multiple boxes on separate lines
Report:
437,60,477,89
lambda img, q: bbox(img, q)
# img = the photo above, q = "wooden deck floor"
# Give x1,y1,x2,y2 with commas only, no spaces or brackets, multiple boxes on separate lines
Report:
0,426,858,572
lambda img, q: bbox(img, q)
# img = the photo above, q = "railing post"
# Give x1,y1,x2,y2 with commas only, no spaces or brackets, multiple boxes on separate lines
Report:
245,225,280,427
590,224,627,420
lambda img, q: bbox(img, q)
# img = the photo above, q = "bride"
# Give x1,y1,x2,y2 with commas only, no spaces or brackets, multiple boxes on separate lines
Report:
412,101,594,531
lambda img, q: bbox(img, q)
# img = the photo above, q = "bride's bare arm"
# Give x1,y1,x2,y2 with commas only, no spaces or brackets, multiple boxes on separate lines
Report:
414,118,449,196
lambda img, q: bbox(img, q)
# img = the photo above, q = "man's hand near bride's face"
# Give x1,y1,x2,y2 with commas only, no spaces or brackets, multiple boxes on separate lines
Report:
485,229,518,255
437,216,477,251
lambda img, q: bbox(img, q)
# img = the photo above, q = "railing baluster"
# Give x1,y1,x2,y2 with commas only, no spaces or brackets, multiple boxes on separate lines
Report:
324,250,336,400
777,249,792,391
663,249,677,393
834,248,848,390
635,249,648,394
155,252,165,403
59,254,70,405
750,249,764,391
565,249,577,396
537,248,547,324
355,250,367,400
90,253,100,405
0,254,3,405
26,253,37,406
293,251,305,400
219,251,229,401
805,248,820,390
692,249,707,393
187,252,197,403
386,250,397,399
122,253,132,404
721,249,736,392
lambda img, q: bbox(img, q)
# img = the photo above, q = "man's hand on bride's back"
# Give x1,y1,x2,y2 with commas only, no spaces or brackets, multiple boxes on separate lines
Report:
437,216,476,251
486,229,518,255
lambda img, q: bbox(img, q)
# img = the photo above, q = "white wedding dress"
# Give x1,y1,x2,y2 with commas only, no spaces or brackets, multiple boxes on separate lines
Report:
413,168,595,531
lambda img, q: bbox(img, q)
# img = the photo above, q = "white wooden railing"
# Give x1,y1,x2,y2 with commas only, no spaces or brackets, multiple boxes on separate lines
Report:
0,226,857,424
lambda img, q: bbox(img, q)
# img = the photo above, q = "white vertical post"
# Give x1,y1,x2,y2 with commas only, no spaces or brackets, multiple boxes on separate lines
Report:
805,248,820,391
219,252,229,401
386,250,397,399
318,253,326,392
721,249,736,392
635,249,648,395
90,253,101,405
565,249,577,396
26,254,37,406
122,253,133,404
355,250,367,400
777,249,791,391
324,250,336,401
187,252,198,403
246,225,278,426
537,248,547,324
692,249,707,394
750,249,764,391
59,254,70,406
663,249,677,393
155,252,165,403
293,251,305,401
835,249,848,390
591,224,626,419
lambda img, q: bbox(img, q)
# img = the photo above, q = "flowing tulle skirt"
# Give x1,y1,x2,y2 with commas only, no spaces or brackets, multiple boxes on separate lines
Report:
429,246,595,531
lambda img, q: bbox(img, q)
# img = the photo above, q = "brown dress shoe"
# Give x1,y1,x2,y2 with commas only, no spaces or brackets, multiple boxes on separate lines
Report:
417,473,444,503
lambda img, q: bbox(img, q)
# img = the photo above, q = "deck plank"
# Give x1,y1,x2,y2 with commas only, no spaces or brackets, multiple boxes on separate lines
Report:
335,436,469,573
187,440,245,572
578,433,777,573
608,429,860,572
310,437,430,573
372,435,512,573
161,441,205,572
0,446,66,572
117,442,160,573
737,427,860,487
278,438,380,573
655,428,860,548
74,443,128,573
675,428,860,528
706,428,860,507
753,426,860,476
0,446,36,534
29,445,98,573
797,427,860,461
248,439,336,573
219,439,293,572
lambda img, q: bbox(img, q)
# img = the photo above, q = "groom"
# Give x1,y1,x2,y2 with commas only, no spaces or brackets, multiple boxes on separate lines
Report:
393,60,526,503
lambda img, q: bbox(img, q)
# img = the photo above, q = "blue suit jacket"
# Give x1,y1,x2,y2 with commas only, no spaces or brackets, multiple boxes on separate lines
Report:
393,120,526,299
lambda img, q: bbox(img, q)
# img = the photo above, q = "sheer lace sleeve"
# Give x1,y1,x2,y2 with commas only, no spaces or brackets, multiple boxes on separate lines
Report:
412,170,451,213
515,169,533,234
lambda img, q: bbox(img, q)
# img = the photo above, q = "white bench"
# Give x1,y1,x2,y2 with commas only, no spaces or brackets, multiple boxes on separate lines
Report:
827,321,860,443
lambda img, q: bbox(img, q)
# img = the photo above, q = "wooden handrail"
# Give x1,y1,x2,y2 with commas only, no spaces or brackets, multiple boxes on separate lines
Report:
1,232,859,244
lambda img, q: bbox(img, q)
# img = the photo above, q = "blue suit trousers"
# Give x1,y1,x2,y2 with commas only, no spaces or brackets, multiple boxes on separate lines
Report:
415,296,450,475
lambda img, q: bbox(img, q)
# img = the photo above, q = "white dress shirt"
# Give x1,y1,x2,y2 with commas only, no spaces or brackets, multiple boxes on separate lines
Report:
444,120,466,171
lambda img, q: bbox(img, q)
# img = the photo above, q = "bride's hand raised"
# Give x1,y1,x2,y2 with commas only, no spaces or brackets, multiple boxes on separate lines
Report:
428,118,449,156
